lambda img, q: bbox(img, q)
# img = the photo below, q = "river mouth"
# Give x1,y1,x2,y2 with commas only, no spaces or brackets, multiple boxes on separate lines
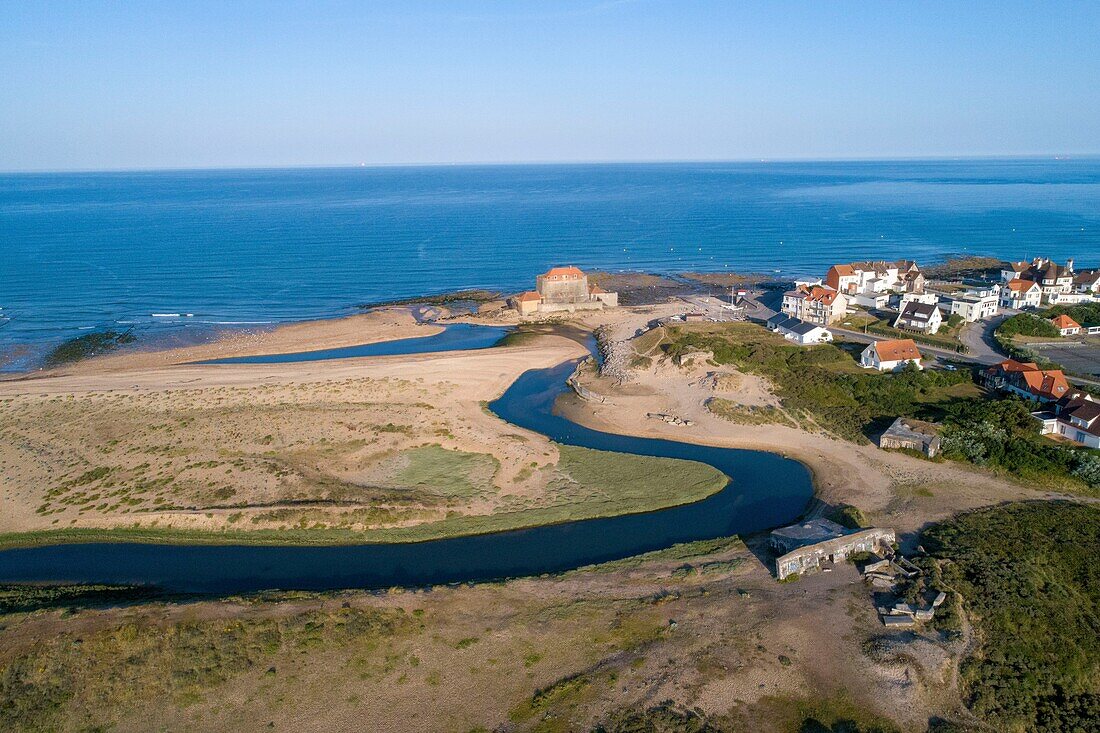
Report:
0,325,813,594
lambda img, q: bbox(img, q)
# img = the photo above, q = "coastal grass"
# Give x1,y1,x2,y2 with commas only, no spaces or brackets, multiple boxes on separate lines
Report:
0,444,728,550
0,604,415,733
924,502,1100,733
706,397,797,428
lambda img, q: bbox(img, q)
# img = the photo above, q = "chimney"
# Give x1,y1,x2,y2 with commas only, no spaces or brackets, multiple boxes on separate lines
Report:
1067,258,1075,273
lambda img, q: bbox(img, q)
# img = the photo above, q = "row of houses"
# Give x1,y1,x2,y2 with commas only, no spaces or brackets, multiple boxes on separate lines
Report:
1000,257,1100,308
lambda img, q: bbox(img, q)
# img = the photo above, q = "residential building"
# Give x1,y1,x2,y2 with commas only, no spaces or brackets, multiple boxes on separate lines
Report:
1050,314,1081,336
781,284,847,326
826,260,924,297
1000,257,1076,303
1032,392,1100,448
769,519,896,580
860,339,923,372
983,359,1071,403
766,314,832,345
893,301,943,334
508,266,617,315
879,417,942,457
947,286,1000,322
1074,270,1100,296
999,279,1043,310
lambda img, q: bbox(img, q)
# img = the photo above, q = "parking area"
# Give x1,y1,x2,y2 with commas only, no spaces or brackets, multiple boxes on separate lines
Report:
1027,341,1100,377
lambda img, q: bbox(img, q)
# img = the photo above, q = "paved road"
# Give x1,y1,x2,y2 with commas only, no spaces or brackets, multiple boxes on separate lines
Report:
826,326,981,365
959,312,1013,364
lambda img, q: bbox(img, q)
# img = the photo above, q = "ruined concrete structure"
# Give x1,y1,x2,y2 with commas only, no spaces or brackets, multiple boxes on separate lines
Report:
879,417,941,457
769,518,896,581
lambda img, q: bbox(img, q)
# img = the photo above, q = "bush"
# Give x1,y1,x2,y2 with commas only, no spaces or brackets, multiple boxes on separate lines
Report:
939,397,1099,491
924,503,1100,732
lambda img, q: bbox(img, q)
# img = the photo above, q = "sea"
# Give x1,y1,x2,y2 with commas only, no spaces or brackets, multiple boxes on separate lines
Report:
2,159,1099,370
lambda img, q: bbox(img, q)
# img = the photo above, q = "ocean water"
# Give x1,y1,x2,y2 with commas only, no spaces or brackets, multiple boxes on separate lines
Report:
2,159,1099,368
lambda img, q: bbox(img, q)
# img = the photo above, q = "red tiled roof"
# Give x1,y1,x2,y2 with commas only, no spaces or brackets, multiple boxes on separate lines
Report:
1050,314,1081,330
873,339,922,362
542,266,585,279
830,264,855,276
514,291,541,302
1020,370,1070,400
1005,278,1038,293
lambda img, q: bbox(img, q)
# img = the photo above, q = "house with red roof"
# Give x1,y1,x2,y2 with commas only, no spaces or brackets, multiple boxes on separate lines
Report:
983,359,1071,403
781,284,848,326
1049,314,1081,336
860,338,923,372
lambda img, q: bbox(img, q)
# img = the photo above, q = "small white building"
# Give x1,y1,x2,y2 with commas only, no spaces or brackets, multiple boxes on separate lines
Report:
766,314,833,345
1050,314,1081,336
861,339,923,372
1033,393,1100,448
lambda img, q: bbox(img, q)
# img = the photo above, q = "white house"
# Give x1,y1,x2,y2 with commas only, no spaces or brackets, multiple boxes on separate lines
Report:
1034,392,1100,449
1050,314,1081,336
766,314,833,345
1074,270,1100,296
999,279,1042,310
948,286,1000,322
893,301,943,334
860,339,923,372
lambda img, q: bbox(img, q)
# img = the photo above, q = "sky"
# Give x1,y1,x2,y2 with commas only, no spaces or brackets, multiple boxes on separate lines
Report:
2,0,1100,171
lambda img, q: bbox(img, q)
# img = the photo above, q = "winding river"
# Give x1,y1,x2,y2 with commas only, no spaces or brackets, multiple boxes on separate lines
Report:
0,325,813,594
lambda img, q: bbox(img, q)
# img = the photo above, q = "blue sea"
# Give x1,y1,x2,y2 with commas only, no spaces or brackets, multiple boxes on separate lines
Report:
2,159,1099,369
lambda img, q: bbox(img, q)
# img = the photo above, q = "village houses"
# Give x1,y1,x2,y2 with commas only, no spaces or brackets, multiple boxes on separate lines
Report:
999,257,1097,305
860,338,923,372
780,284,847,326
999,278,1043,310
508,266,618,316
825,260,924,307
945,285,1000,322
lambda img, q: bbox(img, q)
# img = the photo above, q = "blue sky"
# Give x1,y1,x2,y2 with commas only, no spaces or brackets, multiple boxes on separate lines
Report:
3,1,1099,171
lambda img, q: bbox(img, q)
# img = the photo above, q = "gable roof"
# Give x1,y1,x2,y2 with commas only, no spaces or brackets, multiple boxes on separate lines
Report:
1050,314,1081,330
871,339,922,362
1019,369,1070,400
1005,278,1039,293
898,301,940,321
829,264,855,276
514,290,541,302
789,321,824,336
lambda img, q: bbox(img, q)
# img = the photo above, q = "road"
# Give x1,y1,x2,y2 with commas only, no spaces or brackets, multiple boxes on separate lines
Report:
959,312,1013,363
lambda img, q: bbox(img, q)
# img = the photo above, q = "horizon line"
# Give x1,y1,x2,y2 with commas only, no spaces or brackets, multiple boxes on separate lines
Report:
3,152,1100,176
